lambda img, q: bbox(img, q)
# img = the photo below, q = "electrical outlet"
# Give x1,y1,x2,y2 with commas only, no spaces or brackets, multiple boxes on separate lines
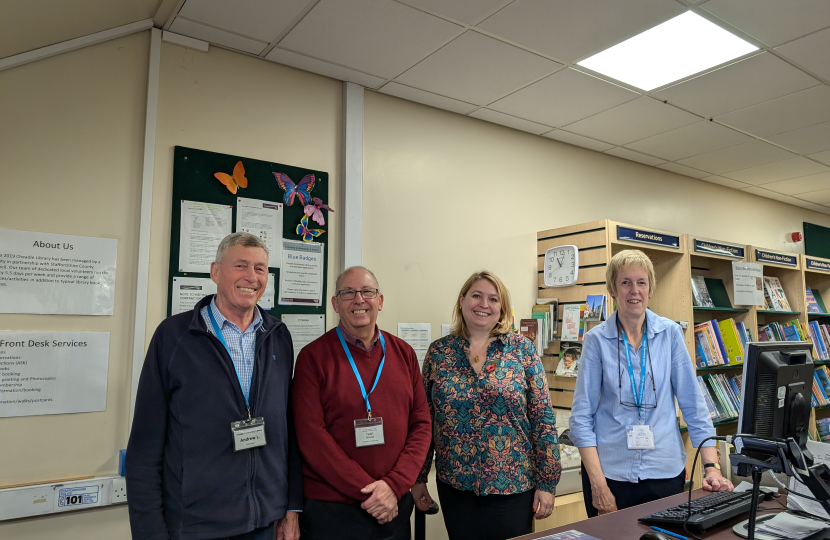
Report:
111,477,127,504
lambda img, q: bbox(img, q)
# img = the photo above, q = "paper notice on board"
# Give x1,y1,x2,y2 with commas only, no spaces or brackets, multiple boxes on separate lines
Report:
398,323,431,362
441,324,452,338
732,261,764,306
281,314,325,361
0,331,110,418
278,240,324,306
179,201,233,273
0,229,117,315
258,274,275,310
236,197,283,268
171,276,217,315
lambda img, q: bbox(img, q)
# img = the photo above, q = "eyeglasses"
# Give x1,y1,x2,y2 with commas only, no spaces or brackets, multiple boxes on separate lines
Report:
336,288,379,300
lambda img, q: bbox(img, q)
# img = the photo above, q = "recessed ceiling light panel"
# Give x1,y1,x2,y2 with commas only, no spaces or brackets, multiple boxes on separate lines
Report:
577,11,758,91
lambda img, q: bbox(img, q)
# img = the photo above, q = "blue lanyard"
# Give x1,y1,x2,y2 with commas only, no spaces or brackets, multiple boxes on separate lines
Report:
336,327,386,417
208,307,251,411
621,322,648,420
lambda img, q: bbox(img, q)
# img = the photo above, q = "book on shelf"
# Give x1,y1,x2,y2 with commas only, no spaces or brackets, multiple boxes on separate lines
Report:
814,289,829,314
536,297,559,337
717,318,746,365
709,320,729,363
691,275,715,308
560,304,585,341
584,294,607,322
698,372,742,421
555,342,582,377
531,304,551,349
763,276,792,311
807,286,824,314
694,321,725,366
817,417,830,443
519,319,543,353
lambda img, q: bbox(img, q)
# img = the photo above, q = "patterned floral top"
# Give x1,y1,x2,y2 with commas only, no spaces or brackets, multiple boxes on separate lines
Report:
417,332,561,495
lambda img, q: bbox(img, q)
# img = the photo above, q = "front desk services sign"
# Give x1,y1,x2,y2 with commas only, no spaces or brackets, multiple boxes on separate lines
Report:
0,229,117,315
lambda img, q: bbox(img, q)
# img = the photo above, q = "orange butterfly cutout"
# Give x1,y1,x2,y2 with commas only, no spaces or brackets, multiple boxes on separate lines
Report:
214,161,248,194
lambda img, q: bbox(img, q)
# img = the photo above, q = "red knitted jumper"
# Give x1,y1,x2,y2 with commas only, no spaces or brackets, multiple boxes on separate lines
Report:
292,328,431,504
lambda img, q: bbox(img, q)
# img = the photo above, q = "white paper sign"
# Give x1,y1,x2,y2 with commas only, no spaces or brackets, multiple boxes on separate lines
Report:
278,240,324,307
171,276,217,315
0,229,117,315
236,197,283,268
258,273,275,310
281,314,325,361
441,324,452,338
0,332,110,417
398,323,431,362
179,201,233,273
732,261,764,306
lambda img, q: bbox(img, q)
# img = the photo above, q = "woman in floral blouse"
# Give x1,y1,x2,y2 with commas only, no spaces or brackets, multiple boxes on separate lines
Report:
411,270,561,540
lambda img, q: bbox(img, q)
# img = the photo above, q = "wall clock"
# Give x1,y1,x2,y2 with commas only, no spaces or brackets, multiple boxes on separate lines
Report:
544,245,579,287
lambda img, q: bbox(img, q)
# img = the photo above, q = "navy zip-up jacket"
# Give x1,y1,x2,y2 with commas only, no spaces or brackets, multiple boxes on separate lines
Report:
126,295,302,540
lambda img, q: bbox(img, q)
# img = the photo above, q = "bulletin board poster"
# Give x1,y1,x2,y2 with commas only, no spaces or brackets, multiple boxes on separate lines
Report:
168,147,329,318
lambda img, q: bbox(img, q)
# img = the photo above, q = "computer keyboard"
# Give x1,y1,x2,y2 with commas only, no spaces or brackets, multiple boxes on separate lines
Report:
638,490,756,532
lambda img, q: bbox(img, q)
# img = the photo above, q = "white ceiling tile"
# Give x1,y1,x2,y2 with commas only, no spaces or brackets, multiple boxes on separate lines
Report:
790,198,830,213
740,185,782,199
767,121,830,155
377,83,478,114
395,31,562,105
799,188,830,205
715,85,830,137
810,150,830,166
279,0,462,78
543,130,615,152
603,147,667,166
178,0,308,42
468,109,553,135
701,0,830,47
776,27,830,80
760,172,830,195
564,97,700,146
656,162,709,179
723,157,830,184
265,47,385,87
397,0,507,25
476,0,685,63
488,68,639,127
701,175,754,189
169,17,267,55
652,53,820,118
625,120,751,161
678,140,796,174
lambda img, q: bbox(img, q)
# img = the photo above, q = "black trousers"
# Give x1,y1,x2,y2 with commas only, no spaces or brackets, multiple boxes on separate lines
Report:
299,493,414,540
437,480,535,540
581,463,685,518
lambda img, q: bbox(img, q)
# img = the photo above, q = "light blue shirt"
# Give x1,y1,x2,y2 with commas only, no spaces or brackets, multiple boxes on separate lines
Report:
200,298,262,402
569,309,716,483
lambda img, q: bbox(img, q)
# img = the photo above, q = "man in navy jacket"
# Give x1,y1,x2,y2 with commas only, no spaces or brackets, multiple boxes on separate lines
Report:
126,232,301,540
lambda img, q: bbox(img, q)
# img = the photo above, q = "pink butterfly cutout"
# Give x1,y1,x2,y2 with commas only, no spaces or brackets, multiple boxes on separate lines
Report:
303,197,334,226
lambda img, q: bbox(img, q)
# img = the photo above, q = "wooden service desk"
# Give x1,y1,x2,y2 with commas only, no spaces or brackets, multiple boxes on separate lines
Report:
514,489,801,540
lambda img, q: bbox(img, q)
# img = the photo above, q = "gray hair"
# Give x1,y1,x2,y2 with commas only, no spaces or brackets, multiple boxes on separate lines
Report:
215,232,269,263
335,265,380,292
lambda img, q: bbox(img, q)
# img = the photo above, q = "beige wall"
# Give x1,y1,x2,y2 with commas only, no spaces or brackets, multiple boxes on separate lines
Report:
364,90,830,340
0,31,149,539
146,42,343,343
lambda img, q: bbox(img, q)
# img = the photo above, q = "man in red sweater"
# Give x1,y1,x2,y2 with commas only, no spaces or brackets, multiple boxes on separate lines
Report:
292,266,431,540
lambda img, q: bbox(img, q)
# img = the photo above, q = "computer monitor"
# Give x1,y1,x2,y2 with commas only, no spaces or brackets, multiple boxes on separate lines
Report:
738,341,814,455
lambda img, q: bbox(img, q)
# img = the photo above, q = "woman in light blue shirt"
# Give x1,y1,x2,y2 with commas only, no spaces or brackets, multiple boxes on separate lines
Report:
569,249,733,517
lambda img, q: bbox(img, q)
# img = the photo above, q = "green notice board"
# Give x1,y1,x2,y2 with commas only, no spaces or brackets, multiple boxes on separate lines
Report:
168,146,329,317
805,222,830,259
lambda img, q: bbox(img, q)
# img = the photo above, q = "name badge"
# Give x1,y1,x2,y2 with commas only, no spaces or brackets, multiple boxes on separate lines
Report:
355,417,385,447
626,424,655,450
232,417,267,451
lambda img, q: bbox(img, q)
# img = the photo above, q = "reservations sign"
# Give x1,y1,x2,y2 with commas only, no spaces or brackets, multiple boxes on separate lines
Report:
617,226,679,248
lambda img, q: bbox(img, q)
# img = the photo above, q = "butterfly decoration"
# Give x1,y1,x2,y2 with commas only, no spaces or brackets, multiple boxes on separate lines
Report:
274,172,315,206
214,161,248,194
296,214,325,242
303,197,334,226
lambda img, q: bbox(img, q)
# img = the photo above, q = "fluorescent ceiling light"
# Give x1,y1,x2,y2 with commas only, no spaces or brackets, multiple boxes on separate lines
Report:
577,11,757,91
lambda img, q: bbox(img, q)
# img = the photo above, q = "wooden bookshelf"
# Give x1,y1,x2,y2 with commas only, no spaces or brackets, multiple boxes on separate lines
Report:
803,255,830,434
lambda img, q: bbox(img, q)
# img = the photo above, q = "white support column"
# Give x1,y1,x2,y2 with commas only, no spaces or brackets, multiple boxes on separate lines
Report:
129,28,162,428
342,82,364,270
